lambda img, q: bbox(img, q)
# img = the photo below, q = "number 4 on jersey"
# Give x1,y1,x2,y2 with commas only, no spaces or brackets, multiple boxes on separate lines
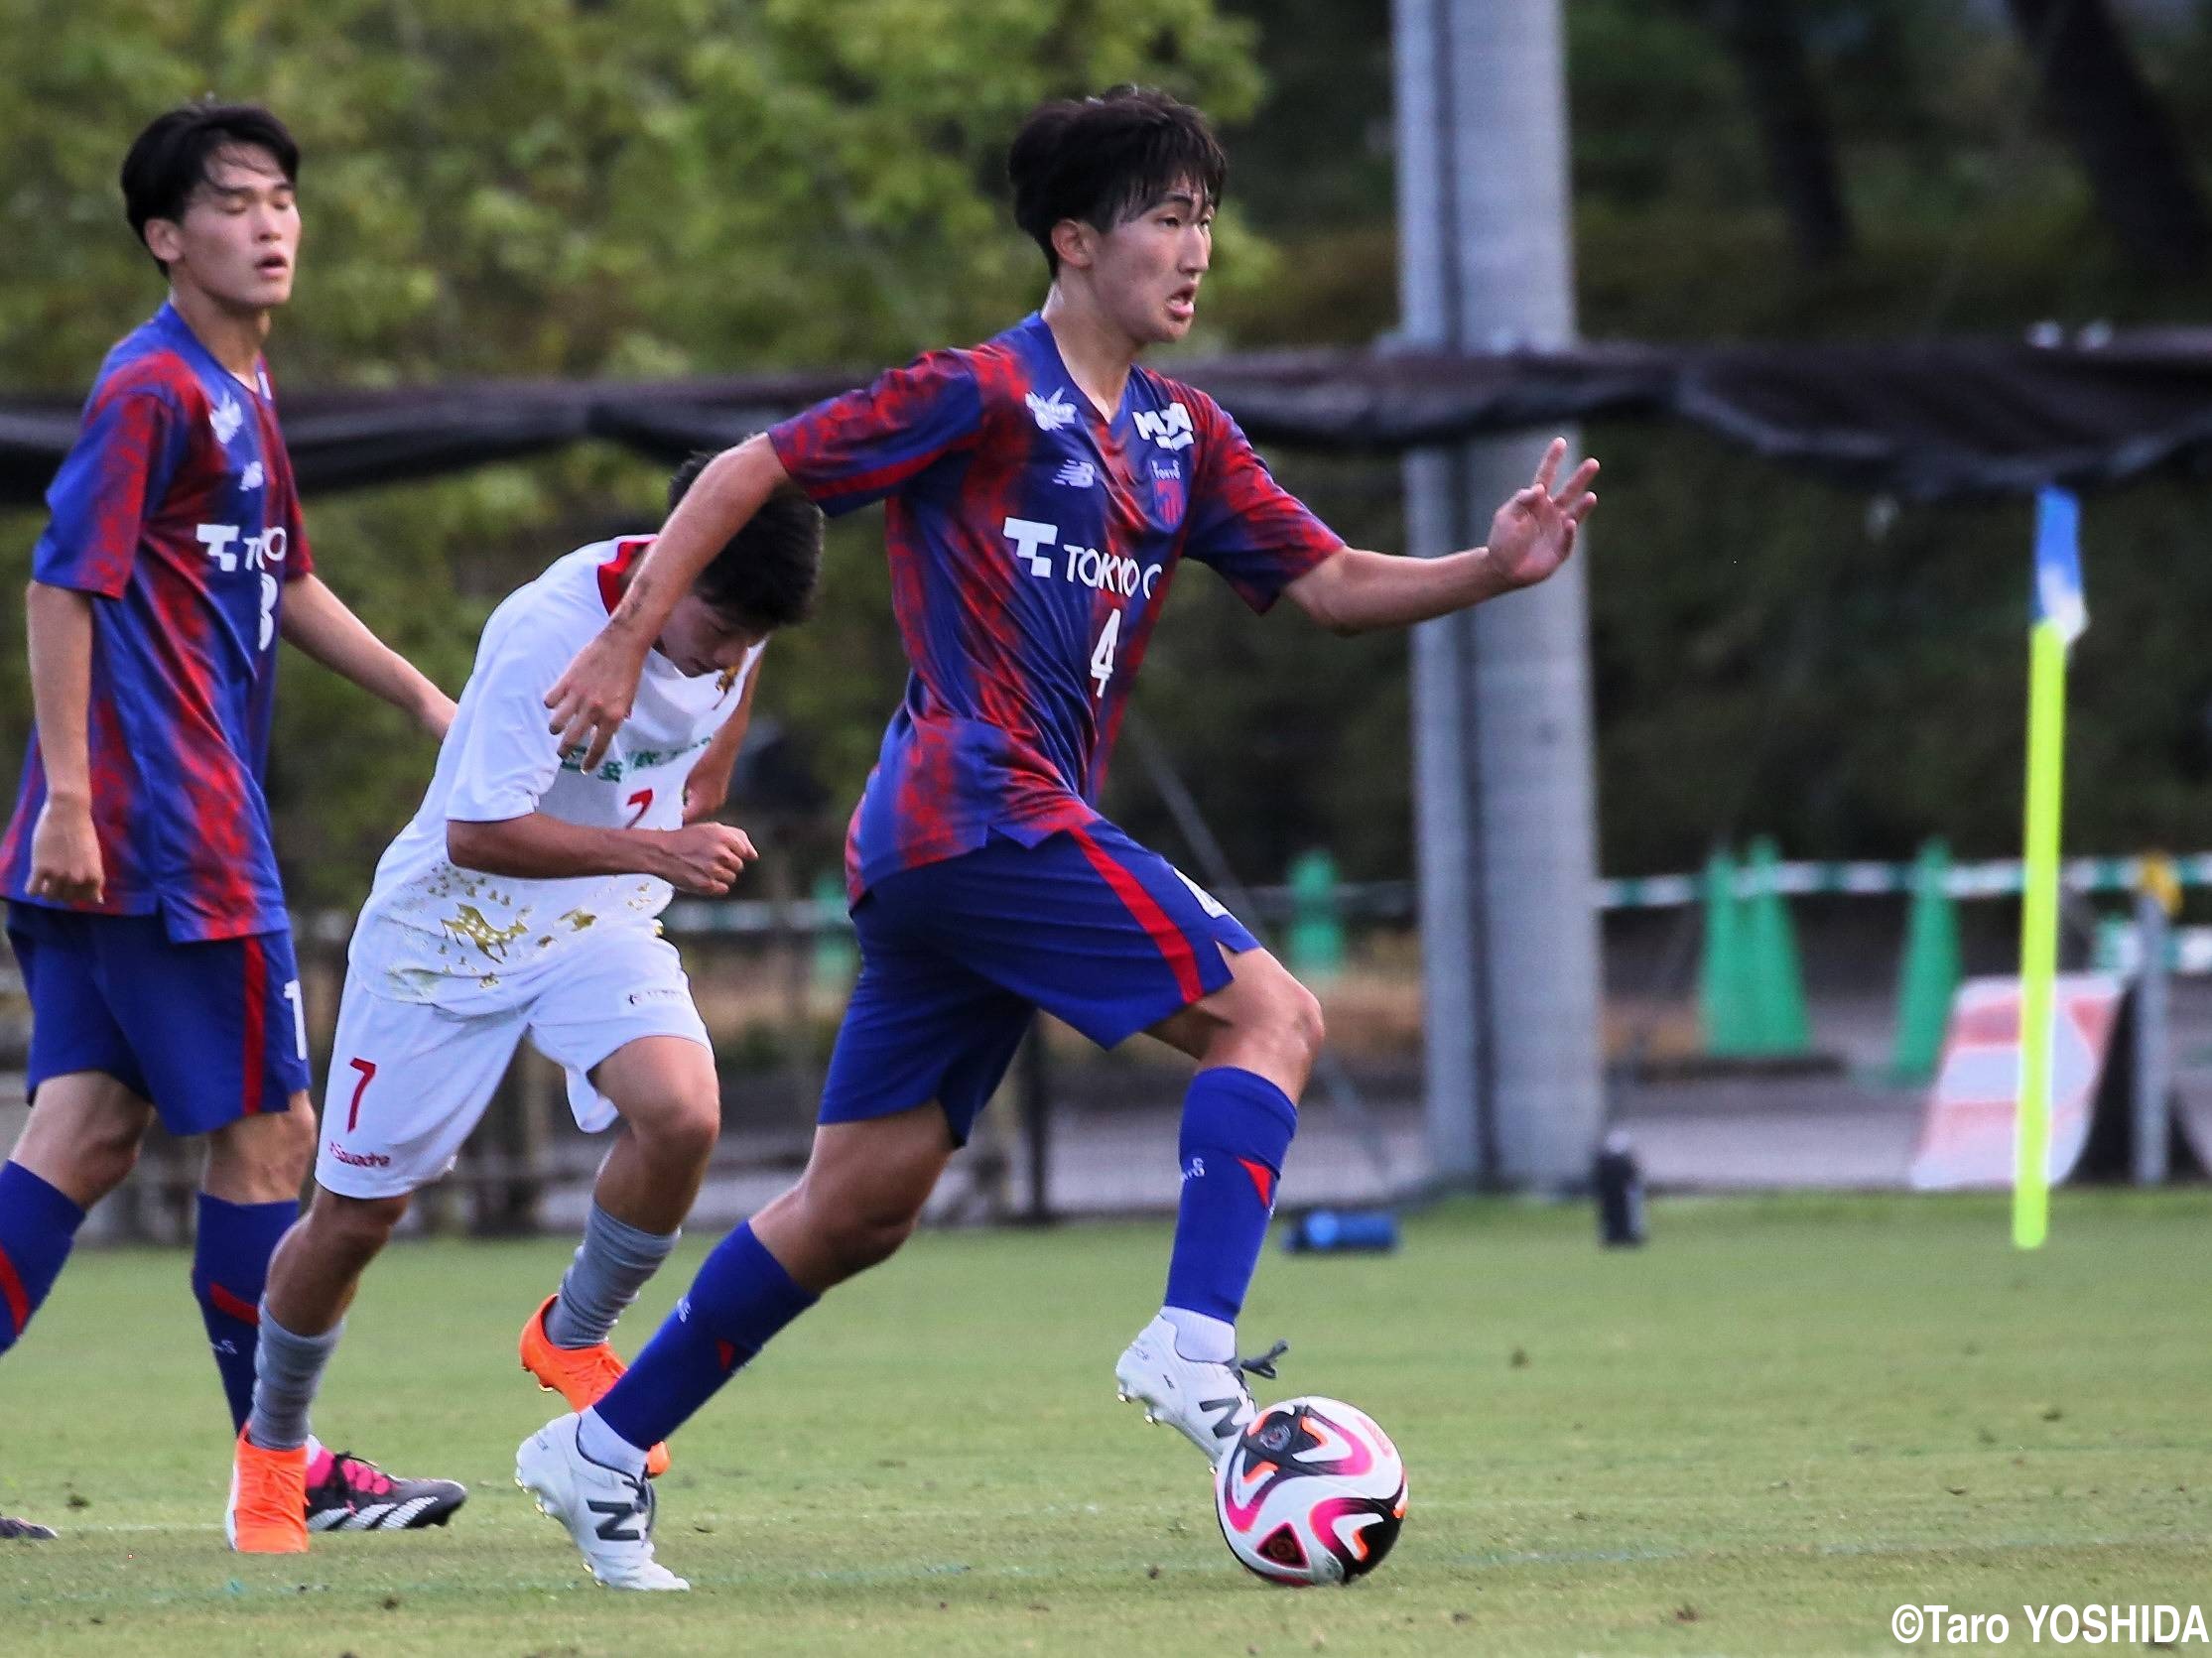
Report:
1090,608,1123,700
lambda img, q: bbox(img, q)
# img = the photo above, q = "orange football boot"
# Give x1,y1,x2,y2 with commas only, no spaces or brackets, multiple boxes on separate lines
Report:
518,1294,670,1476
226,1430,309,1553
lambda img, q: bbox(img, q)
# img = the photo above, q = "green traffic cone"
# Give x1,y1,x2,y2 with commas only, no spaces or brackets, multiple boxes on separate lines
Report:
1699,847,1758,1056
1889,837,1961,1082
1286,848,1346,981
1745,836,1812,1056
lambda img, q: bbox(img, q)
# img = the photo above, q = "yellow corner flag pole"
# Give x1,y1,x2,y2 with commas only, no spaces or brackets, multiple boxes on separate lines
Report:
2016,487,2085,1250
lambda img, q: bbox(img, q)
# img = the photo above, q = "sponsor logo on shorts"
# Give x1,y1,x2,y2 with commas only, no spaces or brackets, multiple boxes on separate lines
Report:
326,1141,392,1169
627,986,687,1007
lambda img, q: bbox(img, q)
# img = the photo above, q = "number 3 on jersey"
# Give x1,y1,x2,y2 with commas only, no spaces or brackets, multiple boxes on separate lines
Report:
1090,607,1123,700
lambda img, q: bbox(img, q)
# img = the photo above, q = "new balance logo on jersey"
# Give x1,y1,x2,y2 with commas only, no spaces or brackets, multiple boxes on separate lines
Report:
210,393,244,446
240,460,265,491
1026,388,1078,432
1002,517,1164,598
1053,458,1097,488
587,1498,643,1543
1133,402,1196,451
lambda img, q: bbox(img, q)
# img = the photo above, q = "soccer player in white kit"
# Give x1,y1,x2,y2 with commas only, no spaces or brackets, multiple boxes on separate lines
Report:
224,455,822,1552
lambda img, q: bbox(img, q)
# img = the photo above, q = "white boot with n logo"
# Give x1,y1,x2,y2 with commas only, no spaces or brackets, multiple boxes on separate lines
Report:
1114,1314,1286,1467
516,1414,689,1591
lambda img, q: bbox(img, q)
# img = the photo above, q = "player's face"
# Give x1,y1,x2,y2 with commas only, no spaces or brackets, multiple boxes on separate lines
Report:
658,594,765,679
1090,185,1213,345
147,145,300,315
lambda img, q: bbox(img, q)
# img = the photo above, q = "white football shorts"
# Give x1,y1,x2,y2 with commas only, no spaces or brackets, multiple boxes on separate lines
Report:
315,927,711,1199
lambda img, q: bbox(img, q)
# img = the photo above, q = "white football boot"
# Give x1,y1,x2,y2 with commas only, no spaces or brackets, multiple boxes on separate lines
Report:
1114,1314,1287,1467
515,1414,689,1592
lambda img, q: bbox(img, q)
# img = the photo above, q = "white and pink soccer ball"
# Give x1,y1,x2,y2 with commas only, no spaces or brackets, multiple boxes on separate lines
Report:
1213,1396,1407,1586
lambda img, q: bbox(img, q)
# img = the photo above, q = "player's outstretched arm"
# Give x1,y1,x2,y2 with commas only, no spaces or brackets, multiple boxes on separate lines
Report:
281,574,455,737
545,436,792,771
23,580,105,904
1284,438,1598,636
447,814,757,896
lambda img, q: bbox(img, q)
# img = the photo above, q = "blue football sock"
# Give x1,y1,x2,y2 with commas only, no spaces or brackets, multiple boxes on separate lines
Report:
591,1221,816,1455
192,1194,297,1433
0,1162,87,1356
1163,1067,1298,1332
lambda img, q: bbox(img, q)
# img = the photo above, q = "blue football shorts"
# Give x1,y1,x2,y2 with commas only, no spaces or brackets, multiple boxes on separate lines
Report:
6,906,312,1136
819,821,1260,1145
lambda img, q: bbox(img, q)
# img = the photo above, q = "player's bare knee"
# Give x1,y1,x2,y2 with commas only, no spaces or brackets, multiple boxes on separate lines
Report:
1287,979,1326,1066
75,1113,146,1192
277,1104,317,1176
206,1099,317,1198
631,1089,720,1173
308,1188,409,1258
1230,976,1325,1084
797,1176,921,1278
65,1129,141,1201
826,1207,917,1276
12,1079,150,1203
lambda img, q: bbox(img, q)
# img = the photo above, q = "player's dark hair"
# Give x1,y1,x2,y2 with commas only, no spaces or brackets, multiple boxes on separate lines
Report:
121,102,300,275
668,449,823,633
1008,86,1226,276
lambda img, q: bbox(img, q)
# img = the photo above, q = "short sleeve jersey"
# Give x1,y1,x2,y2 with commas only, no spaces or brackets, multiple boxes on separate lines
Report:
347,539,757,1009
769,312,1343,899
0,303,316,942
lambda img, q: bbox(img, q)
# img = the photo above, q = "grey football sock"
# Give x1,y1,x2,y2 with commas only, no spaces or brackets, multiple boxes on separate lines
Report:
544,1203,680,1349
246,1311,342,1453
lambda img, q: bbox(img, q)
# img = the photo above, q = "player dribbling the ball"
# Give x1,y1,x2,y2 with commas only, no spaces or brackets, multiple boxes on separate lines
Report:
527,85,1594,1589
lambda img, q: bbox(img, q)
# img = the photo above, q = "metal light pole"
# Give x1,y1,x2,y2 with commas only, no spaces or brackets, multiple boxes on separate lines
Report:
1394,0,1605,1188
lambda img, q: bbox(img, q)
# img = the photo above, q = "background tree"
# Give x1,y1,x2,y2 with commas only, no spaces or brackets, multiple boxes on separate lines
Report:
2004,0,2210,274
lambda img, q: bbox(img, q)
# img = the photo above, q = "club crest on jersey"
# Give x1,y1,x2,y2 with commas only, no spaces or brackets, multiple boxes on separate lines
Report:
1026,388,1078,432
1053,458,1097,489
1133,402,1196,452
209,393,245,446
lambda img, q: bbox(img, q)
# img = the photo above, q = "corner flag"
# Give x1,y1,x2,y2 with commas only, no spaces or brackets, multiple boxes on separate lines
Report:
2016,487,2085,1249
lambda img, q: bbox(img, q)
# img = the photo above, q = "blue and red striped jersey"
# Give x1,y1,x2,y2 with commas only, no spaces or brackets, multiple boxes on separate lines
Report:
1,303,315,942
770,312,1343,898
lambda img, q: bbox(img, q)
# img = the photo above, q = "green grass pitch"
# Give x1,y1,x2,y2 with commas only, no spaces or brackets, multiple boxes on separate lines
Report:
4,1192,2207,1655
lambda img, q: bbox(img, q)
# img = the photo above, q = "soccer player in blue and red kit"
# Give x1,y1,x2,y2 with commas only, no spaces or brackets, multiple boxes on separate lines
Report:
523,87,1598,1587
0,103,464,1540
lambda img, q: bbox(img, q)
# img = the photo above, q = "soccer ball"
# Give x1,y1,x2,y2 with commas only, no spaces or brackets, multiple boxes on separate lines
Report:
1214,1396,1407,1586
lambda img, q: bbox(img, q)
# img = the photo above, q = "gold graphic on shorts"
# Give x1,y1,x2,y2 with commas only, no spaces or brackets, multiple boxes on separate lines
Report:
559,909,598,933
441,904,532,960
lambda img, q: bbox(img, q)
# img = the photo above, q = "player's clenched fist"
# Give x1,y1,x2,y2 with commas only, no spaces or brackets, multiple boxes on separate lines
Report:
653,823,758,895
28,798,104,905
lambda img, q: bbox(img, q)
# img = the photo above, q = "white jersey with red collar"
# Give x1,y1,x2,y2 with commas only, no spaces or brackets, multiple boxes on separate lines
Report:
349,538,757,1008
